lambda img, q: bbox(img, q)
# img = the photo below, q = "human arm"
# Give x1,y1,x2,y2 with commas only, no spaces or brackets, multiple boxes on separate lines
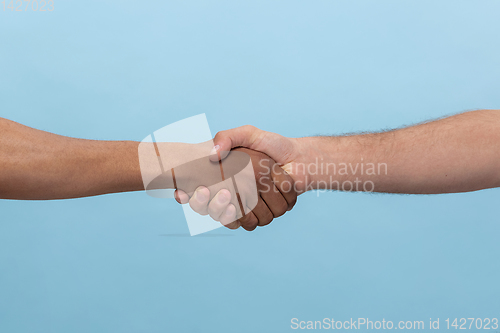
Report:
0,117,143,199
0,118,297,231
210,110,500,194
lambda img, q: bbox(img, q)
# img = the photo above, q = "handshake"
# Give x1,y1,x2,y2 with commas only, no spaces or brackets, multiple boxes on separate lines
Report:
139,124,306,232
1,110,495,227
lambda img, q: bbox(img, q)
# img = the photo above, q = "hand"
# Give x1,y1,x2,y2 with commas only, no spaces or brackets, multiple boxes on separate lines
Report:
210,125,309,193
175,147,298,231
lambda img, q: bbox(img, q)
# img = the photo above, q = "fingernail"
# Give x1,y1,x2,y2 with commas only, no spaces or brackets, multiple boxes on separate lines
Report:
196,190,206,202
218,191,230,204
225,207,234,216
210,145,220,156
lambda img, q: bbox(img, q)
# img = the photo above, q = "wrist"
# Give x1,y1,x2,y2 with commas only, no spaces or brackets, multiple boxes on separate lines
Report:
100,140,145,193
290,135,372,193
138,140,215,192
285,136,331,193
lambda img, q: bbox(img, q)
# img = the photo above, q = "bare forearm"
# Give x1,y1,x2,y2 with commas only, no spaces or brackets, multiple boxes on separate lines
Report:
297,110,500,194
0,118,143,199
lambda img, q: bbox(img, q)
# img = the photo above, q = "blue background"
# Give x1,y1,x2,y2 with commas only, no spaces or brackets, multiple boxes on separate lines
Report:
1,1,500,332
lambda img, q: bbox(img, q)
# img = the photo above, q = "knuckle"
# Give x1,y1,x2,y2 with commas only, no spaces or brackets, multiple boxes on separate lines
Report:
188,200,199,211
242,125,259,135
241,215,258,230
225,221,240,230
262,211,274,225
219,213,236,226
219,218,230,226
242,223,258,231
259,218,272,227
238,212,251,224
214,131,226,140
190,204,208,216
273,202,288,217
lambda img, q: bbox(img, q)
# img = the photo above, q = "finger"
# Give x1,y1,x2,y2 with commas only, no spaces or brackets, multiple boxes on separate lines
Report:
174,190,190,204
209,125,263,161
211,126,294,165
188,186,210,216
238,209,259,231
208,189,231,221
271,164,298,210
251,198,274,227
259,177,288,218
224,218,242,230
219,204,237,226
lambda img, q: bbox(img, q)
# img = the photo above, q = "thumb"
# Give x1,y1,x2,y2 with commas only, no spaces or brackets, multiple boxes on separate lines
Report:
210,125,295,165
209,125,262,161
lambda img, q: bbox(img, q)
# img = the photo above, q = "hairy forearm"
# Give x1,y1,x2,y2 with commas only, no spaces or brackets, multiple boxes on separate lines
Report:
295,110,500,194
0,118,143,199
